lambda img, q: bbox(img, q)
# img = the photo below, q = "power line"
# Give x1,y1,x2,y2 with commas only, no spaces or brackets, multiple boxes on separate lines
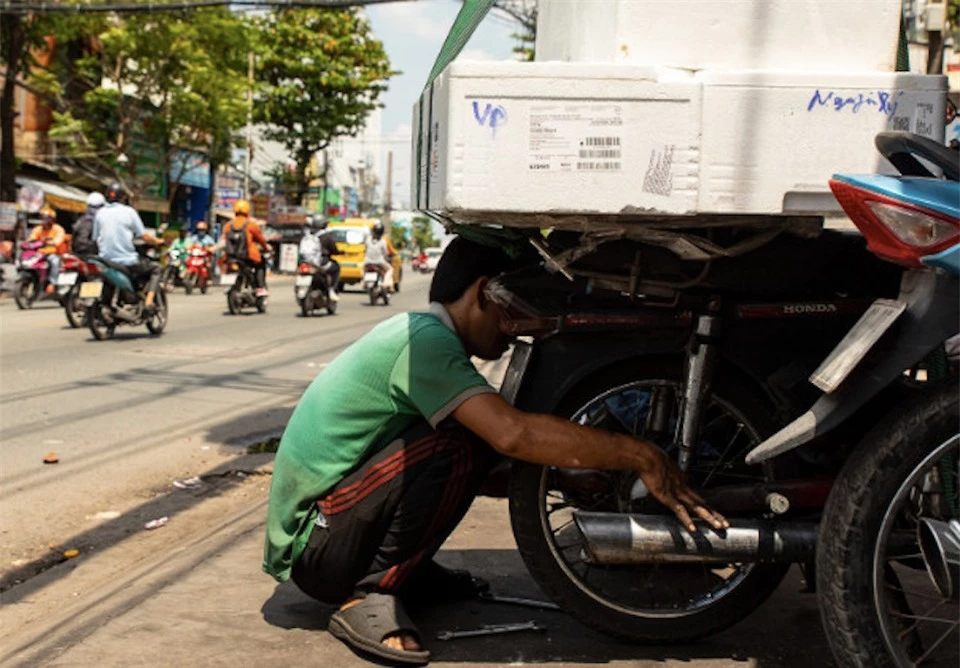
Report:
0,0,403,14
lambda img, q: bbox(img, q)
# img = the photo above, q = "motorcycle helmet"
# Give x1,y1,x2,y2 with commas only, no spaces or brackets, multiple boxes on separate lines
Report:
39,206,56,222
372,222,384,238
196,221,209,233
234,199,251,216
86,192,106,209
106,183,126,203
311,215,328,232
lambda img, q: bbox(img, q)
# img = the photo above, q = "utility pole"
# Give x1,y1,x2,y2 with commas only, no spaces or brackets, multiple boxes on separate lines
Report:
244,50,254,199
384,151,393,215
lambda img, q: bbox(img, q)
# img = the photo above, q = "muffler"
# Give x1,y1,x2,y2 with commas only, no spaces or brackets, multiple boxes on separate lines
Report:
574,511,818,564
918,518,960,600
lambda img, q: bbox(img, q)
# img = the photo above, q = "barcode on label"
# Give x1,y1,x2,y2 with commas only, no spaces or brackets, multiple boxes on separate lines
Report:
577,161,622,171
579,149,622,159
584,137,621,147
892,117,910,131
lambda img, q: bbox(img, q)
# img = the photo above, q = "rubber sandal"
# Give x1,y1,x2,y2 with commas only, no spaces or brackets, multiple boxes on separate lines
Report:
327,593,430,666
403,561,490,605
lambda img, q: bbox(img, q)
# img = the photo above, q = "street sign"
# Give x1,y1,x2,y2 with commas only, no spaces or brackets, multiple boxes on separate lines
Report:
17,184,44,213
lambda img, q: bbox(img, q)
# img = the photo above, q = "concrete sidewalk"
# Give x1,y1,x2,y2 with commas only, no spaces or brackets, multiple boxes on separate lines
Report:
0,472,833,668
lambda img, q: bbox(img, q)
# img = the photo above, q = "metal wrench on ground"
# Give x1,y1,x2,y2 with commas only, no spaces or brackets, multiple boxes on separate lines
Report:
436,621,545,641
478,592,562,611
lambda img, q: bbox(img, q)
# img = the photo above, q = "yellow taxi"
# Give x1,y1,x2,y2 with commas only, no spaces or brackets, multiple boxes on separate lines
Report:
328,218,402,290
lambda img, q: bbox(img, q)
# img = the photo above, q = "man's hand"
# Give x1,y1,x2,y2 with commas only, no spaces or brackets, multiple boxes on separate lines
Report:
638,445,729,533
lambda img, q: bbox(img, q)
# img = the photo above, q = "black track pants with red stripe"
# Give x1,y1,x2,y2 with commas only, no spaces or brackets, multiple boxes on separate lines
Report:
290,421,498,605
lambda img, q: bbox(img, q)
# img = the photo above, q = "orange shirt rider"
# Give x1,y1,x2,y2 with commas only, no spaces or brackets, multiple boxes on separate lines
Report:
222,201,268,264
28,207,66,254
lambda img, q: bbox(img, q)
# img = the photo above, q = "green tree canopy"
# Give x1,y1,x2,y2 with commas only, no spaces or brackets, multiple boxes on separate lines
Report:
252,7,395,205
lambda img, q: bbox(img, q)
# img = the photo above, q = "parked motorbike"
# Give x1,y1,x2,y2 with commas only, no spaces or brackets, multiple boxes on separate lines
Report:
363,263,390,306
476,173,911,643
223,259,266,315
14,241,65,309
61,255,101,328
160,248,185,291
746,132,959,668
183,245,210,295
83,248,168,340
295,261,337,316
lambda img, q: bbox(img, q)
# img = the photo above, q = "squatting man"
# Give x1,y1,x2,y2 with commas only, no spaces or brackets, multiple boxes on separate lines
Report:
263,236,727,665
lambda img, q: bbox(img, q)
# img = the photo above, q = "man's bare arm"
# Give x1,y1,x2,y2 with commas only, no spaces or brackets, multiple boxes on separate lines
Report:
453,392,728,532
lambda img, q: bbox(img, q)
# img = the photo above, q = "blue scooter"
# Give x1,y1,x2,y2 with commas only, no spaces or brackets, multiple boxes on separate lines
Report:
748,132,959,668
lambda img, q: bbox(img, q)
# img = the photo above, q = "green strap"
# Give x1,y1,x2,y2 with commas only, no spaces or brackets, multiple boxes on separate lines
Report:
424,0,495,90
896,13,910,72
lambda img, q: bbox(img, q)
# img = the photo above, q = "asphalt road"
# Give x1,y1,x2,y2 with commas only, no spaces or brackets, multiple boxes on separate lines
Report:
0,269,433,583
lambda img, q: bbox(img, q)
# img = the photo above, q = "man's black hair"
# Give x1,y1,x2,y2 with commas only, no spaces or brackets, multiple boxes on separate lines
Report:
429,236,520,304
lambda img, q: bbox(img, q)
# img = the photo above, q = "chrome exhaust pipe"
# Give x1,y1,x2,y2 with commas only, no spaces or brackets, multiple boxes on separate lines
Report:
918,518,960,600
574,511,818,564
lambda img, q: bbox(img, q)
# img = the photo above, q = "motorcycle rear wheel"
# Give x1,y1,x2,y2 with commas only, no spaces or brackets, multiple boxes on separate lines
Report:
368,287,377,306
227,288,240,315
509,357,790,643
87,301,116,340
64,285,86,328
184,273,195,295
301,297,312,317
817,384,959,668
256,296,266,313
146,290,168,335
14,280,36,310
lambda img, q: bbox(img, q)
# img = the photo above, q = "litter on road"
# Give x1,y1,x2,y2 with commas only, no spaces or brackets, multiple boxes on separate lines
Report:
42,452,59,464
144,517,169,530
173,476,203,489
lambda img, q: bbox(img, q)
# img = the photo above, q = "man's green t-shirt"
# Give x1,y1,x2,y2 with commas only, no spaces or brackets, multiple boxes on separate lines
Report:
262,304,495,582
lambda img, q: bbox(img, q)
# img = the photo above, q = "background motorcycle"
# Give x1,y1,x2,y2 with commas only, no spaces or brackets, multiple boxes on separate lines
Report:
747,132,959,668
83,246,168,340
183,246,210,295
295,261,336,316
223,258,266,315
362,263,390,306
14,240,65,309
160,248,185,291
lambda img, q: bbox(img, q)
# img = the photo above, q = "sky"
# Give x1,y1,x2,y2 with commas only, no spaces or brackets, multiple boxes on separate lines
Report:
364,0,522,209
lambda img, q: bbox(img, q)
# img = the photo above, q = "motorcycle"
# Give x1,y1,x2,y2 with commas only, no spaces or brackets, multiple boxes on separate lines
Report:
223,259,266,315
61,255,101,328
746,132,959,668
14,241,67,309
295,261,337,317
183,245,210,295
160,248,185,291
363,263,390,306
82,247,168,340
473,171,912,643
412,253,429,273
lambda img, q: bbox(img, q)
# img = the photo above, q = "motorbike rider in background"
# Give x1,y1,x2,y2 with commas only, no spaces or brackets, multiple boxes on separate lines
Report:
188,220,217,273
169,227,190,255
28,206,66,293
93,183,162,312
363,221,396,293
71,192,105,258
222,199,271,297
299,214,341,302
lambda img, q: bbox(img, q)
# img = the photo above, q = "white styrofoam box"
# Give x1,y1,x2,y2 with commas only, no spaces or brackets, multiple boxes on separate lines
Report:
413,62,702,216
698,71,948,214
536,0,902,73
412,61,947,221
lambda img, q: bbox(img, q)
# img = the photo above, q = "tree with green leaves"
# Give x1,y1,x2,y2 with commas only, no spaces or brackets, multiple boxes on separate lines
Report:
44,9,250,204
253,7,395,206
411,215,438,252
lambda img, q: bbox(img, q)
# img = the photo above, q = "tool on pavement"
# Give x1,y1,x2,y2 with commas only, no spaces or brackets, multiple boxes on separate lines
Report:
478,592,561,611
435,621,545,641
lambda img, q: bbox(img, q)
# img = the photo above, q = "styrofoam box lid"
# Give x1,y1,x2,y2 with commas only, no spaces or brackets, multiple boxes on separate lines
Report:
440,60,696,83
697,70,949,90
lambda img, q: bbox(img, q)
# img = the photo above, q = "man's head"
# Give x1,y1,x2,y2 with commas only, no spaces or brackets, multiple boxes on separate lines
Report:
311,215,328,232
39,206,56,228
196,221,209,235
106,183,126,204
234,200,250,217
372,222,384,239
429,236,524,361
86,192,105,214
178,228,187,240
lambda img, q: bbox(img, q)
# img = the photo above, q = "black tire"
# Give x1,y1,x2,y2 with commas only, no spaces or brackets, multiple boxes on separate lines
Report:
382,291,390,306
146,290,168,335
301,297,312,318
816,384,959,668
199,276,208,295
87,301,115,340
14,280,35,310
64,285,86,328
184,273,195,295
326,299,337,316
256,296,266,313
227,288,240,315
368,288,377,306
509,357,790,643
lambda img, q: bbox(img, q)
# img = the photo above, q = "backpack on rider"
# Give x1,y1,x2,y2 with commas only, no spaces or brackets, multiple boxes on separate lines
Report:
224,220,249,261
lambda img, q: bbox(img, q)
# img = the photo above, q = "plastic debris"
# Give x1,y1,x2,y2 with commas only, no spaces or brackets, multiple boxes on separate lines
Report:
63,549,80,559
144,517,169,530
91,510,121,521
172,476,203,489
43,452,59,464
